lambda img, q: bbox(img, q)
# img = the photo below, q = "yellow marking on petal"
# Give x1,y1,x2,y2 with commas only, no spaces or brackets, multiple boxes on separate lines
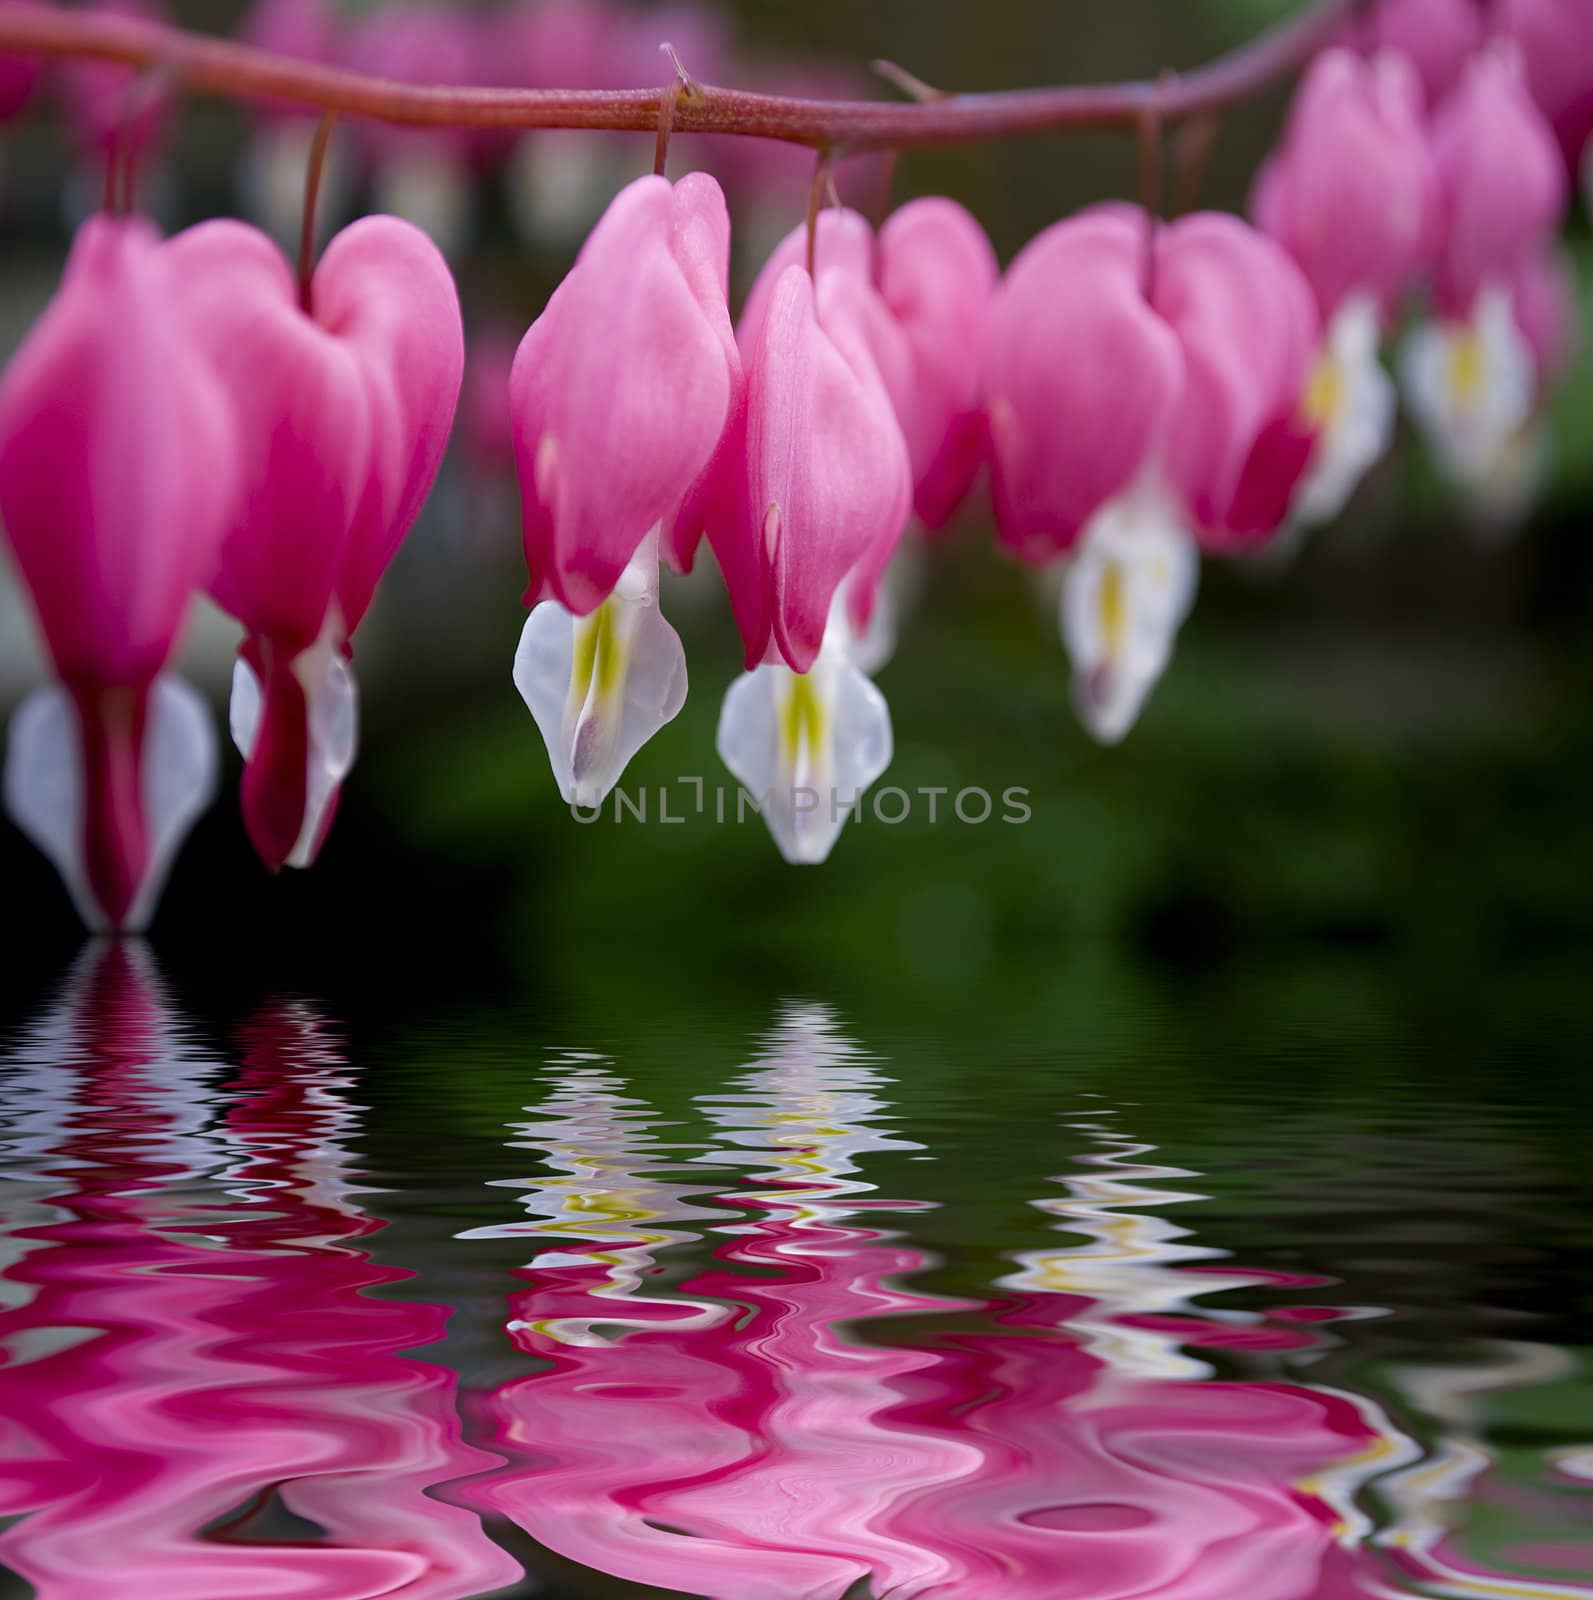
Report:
781,672,826,773
1099,560,1127,657
1448,328,1487,411
1303,350,1346,431
571,597,625,706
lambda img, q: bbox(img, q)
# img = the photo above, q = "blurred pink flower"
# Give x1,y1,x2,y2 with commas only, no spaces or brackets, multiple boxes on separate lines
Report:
1498,0,1593,168
0,216,235,929
985,206,1315,741
1253,48,1437,323
986,207,1318,562
57,0,172,169
1344,0,1484,108
166,214,463,872
1429,45,1568,321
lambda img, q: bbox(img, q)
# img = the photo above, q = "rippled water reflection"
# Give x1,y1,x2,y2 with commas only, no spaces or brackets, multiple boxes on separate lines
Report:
0,945,1588,1598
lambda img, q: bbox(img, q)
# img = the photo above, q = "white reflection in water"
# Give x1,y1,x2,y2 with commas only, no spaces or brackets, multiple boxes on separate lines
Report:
470,1004,1593,1600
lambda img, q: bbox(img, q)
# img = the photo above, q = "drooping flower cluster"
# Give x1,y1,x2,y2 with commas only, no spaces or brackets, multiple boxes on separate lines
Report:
507,183,996,862
0,0,1589,927
1258,7,1585,540
986,207,1318,743
0,212,461,929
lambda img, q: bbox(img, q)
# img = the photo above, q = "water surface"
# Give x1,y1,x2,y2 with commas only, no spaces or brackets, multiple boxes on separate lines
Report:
0,942,1589,1598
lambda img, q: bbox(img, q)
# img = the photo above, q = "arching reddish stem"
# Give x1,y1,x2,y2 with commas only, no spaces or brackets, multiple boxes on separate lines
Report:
0,1,1352,151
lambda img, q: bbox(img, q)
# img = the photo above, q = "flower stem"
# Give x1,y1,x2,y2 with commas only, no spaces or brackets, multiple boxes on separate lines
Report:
0,1,1352,151
298,110,337,313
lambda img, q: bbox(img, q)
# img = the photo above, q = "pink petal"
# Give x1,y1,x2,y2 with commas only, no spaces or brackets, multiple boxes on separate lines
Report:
1430,45,1569,317
984,211,1182,564
1252,48,1437,318
0,216,237,688
163,218,375,654
746,265,910,673
1500,0,1593,166
1343,0,1483,108
1156,213,1319,546
511,173,736,614
737,206,876,359
320,215,464,636
878,197,1001,529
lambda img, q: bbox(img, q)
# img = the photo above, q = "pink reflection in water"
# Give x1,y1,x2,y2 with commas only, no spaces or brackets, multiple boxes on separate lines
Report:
0,944,520,1600
474,1006,1406,1599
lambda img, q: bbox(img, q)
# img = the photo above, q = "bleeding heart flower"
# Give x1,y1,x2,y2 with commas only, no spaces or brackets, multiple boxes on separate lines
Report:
736,201,1000,537
1402,46,1569,522
346,3,481,254
510,172,739,809
986,207,1316,743
1252,50,1436,527
1154,214,1321,550
1344,0,1483,109
1405,245,1579,537
57,0,173,172
878,199,1001,531
1427,45,1568,323
1499,0,1593,173
717,587,894,866
701,239,911,864
166,214,463,872
0,216,236,931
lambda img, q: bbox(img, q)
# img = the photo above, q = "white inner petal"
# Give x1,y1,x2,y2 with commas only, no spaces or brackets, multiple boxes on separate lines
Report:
1060,482,1199,747
229,618,360,872
1401,285,1536,492
1293,295,1396,528
716,596,893,867
514,528,688,809
4,676,218,934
